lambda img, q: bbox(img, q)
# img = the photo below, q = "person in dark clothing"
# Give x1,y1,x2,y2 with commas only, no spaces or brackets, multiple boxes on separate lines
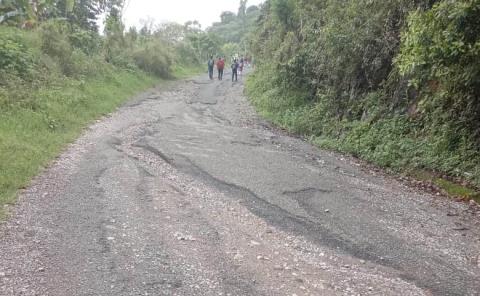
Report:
231,59,239,82
217,57,225,80
207,56,215,80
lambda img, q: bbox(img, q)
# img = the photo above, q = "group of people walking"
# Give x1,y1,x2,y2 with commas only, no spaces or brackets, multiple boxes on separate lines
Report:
207,56,247,82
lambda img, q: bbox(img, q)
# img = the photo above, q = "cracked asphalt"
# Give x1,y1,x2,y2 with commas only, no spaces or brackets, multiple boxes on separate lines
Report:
1,74,480,296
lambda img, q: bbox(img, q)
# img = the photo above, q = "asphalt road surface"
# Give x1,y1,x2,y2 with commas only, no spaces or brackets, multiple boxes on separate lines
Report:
1,74,479,296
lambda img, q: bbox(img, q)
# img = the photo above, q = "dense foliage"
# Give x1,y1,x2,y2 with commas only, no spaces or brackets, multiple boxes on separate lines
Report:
208,2,260,57
397,0,480,145
247,0,480,186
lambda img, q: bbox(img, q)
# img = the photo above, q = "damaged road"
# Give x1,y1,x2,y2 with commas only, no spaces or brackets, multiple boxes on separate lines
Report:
1,76,479,296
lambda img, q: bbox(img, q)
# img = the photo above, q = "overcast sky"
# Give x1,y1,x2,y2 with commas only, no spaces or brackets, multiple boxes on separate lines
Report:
122,0,265,30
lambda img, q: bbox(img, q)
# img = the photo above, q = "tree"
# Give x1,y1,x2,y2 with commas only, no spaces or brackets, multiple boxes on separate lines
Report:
69,0,103,31
246,5,259,15
184,20,202,33
238,0,247,19
155,22,186,44
238,0,248,35
271,0,296,30
0,0,60,27
0,0,110,31
0,0,25,25
220,11,236,24
208,0,260,45
103,0,125,62
139,16,155,36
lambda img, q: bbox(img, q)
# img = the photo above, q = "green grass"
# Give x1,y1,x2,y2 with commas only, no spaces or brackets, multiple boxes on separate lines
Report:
411,170,479,202
434,178,476,198
0,70,159,216
172,64,205,79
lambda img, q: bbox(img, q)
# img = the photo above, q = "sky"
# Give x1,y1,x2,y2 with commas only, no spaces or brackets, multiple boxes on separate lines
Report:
122,0,265,30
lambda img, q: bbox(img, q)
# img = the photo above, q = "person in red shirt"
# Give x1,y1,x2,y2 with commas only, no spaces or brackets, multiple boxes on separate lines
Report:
217,57,225,80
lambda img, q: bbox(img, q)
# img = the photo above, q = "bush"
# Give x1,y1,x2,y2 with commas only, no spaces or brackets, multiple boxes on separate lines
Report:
132,41,173,78
0,28,35,77
70,49,111,77
39,20,75,76
397,0,480,146
69,25,101,55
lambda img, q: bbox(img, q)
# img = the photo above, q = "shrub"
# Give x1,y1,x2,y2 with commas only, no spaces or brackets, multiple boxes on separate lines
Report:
39,20,75,76
0,28,35,77
397,0,480,145
132,41,173,78
69,25,101,55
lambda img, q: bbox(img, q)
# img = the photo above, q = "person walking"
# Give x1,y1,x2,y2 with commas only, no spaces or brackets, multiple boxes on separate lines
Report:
231,59,239,82
207,56,215,80
217,57,225,80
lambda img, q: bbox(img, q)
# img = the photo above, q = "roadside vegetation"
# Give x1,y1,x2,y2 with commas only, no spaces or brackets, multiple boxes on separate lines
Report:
246,0,480,198
0,0,226,212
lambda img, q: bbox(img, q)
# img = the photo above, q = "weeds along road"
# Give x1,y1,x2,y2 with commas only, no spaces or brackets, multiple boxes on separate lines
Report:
1,73,479,296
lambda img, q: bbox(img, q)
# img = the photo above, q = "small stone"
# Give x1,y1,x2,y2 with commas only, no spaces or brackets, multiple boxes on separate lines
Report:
107,237,115,241
0,272,5,277
250,240,261,246
360,260,366,264
368,287,373,291
174,232,196,241
273,265,283,270
234,253,244,261
324,209,330,213
37,267,45,272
